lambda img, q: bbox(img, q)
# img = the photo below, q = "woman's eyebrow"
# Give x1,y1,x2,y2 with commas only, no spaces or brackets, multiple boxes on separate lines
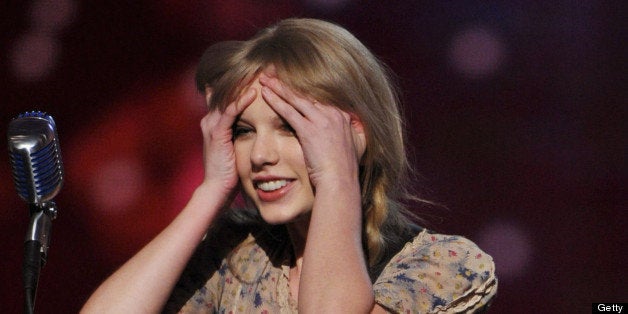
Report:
235,115,251,125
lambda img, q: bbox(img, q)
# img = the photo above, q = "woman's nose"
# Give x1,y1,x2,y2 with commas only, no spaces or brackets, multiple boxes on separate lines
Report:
250,132,279,169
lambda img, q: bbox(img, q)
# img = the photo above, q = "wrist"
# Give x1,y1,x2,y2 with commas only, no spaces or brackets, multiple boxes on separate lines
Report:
312,175,363,221
186,181,232,217
196,179,234,200
315,174,361,196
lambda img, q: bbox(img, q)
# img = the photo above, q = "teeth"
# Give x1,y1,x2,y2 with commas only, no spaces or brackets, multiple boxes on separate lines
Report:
257,180,288,191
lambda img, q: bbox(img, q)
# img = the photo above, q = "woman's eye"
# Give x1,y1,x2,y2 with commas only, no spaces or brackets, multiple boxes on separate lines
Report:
233,125,252,139
281,123,296,135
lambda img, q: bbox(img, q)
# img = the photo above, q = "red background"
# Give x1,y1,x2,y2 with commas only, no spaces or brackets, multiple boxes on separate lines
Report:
1,1,625,313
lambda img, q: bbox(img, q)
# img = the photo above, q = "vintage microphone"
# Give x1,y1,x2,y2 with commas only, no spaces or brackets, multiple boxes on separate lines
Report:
7,111,64,314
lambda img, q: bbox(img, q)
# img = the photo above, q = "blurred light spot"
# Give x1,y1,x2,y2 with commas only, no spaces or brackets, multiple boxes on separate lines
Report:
304,0,352,12
9,32,60,82
91,157,145,213
171,150,204,211
476,220,533,279
30,0,78,34
448,26,505,79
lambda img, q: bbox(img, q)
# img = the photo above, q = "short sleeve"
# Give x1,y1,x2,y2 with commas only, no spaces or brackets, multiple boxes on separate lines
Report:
373,230,497,313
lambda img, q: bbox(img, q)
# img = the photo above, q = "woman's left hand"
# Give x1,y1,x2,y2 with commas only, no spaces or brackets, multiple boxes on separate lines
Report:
258,73,366,189
259,72,374,313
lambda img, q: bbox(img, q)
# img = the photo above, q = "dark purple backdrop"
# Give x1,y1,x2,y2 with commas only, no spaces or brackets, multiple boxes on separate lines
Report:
1,1,625,313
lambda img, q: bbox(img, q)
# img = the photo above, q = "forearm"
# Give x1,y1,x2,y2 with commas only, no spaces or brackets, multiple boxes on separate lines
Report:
81,183,225,313
298,177,374,313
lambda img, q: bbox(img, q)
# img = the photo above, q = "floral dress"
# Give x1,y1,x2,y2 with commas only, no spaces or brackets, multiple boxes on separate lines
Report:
165,227,497,314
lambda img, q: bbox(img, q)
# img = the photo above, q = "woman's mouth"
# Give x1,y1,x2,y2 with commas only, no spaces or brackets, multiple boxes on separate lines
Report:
255,179,293,202
257,179,289,191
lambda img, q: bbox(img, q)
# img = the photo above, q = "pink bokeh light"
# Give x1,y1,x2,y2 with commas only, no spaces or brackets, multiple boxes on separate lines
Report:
30,0,78,34
9,33,59,82
476,219,534,280
91,157,146,213
447,26,506,79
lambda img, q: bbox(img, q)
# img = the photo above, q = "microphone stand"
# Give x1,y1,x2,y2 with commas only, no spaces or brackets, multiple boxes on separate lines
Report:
23,202,57,314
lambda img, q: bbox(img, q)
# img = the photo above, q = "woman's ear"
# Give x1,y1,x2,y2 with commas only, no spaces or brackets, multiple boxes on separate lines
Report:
349,113,367,162
204,85,213,108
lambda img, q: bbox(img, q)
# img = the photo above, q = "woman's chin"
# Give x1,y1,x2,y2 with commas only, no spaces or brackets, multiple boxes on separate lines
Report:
259,209,310,226
259,212,296,225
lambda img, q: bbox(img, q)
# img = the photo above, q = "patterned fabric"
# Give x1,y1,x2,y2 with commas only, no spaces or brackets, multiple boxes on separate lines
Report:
374,230,497,313
166,229,497,313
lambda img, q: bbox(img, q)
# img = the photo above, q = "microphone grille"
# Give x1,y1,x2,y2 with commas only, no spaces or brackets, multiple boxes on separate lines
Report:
8,111,64,204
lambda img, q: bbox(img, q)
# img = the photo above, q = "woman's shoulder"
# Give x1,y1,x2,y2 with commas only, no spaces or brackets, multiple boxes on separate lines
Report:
374,229,497,313
404,229,494,264
165,216,285,313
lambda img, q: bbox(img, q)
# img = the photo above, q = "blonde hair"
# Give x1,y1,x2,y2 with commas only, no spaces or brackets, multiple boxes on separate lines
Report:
196,18,419,273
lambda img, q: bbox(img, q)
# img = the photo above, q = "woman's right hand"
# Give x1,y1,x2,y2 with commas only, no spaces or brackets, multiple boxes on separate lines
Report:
81,89,257,314
199,87,256,200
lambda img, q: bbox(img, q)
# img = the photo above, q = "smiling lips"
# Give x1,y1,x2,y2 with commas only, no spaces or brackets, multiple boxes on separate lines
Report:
255,179,293,202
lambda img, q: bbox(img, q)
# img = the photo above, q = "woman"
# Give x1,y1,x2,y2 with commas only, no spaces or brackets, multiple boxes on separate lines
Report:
82,18,497,313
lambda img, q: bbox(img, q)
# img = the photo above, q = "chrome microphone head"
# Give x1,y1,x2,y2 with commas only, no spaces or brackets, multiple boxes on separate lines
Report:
7,111,64,205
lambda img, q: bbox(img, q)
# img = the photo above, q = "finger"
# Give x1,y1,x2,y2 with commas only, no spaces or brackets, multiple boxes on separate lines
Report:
226,87,257,117
260,85,308,129
216,87,256,129
261,65,277,78
200,110,221,134
259,75,319,118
